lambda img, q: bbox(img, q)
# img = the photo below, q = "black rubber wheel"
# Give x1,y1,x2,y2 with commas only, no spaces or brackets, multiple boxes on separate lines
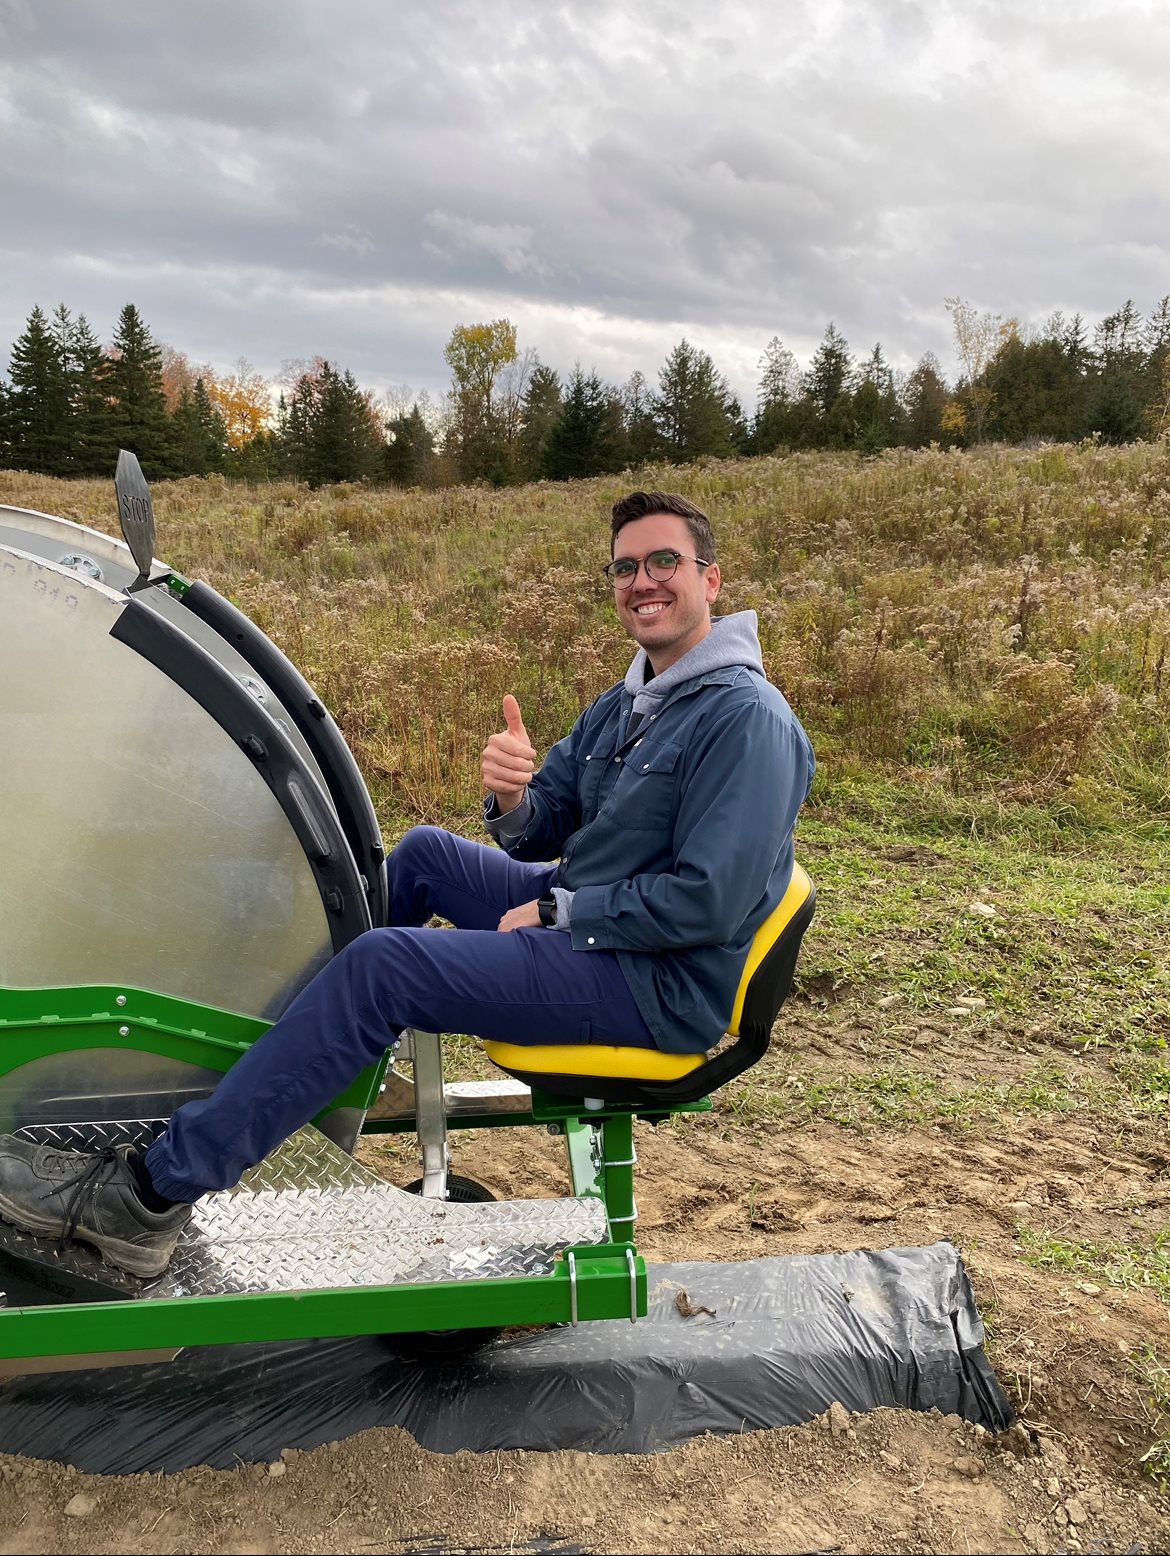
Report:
385,1174,503,1358
401,1172,497,1204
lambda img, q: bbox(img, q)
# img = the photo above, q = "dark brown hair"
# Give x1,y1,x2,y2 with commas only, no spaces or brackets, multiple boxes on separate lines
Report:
610,491,717,562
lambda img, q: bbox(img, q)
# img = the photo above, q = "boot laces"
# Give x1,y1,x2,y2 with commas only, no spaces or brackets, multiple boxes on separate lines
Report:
38,1147,123,1246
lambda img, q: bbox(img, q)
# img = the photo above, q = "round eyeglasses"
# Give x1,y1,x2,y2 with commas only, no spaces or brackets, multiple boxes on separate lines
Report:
602,549,711,588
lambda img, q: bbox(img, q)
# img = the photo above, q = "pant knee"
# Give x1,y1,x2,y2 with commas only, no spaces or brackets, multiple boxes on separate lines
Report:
391,824,445,865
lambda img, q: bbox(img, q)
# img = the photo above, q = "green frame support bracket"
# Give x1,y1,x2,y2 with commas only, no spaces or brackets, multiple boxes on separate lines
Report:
0,1245,646,1363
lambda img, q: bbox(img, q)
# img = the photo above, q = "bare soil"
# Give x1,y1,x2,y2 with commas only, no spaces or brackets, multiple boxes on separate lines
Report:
1,1015,1167,1555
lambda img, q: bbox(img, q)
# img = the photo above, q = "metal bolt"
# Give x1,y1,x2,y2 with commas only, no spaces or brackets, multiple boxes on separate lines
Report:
118,1025,130,1037
115,995,127,1007
546,1122,563,1136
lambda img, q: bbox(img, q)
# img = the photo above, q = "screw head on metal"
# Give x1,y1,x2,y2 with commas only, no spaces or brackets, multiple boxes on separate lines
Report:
116,995,127,1007
118,1025,130,1037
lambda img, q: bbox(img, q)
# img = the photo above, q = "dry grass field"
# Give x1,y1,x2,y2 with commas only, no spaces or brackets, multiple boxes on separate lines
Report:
1,444,1168,1553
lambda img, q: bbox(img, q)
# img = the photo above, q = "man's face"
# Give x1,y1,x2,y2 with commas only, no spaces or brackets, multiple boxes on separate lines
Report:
610,513,721,674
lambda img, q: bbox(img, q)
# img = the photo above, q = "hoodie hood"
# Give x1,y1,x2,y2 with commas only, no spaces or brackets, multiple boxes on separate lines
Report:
623,610,766,718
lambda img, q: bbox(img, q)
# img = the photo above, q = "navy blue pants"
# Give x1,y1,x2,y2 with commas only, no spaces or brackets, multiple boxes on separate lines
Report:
146,826,655,1200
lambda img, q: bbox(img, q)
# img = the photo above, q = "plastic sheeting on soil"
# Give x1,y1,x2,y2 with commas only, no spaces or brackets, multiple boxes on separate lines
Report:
0,1243,1012,1473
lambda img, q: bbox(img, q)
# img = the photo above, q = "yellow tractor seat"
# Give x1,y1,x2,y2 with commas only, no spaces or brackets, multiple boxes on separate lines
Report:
483,862,816,1108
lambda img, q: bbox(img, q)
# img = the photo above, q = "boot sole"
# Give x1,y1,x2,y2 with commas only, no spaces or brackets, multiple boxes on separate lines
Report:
0,1200,176,1280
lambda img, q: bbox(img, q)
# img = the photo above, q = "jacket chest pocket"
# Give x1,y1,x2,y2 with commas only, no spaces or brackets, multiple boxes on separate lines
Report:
615,739,683,830
578,734,616,816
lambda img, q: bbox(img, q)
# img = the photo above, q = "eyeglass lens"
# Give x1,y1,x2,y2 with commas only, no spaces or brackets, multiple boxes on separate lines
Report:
609,550,682,586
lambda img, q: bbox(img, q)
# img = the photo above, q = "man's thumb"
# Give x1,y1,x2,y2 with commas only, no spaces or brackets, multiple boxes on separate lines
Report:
502,694,528,740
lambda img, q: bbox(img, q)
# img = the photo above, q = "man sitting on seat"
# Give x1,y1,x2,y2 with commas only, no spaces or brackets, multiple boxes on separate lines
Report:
0,490,815,1277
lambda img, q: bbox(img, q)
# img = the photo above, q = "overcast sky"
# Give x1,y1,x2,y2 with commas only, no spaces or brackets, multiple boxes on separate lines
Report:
1,0,1167,409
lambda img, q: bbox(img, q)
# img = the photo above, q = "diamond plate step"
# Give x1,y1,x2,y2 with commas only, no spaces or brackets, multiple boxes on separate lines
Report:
0,1122,608,1300
367,1070,533,1122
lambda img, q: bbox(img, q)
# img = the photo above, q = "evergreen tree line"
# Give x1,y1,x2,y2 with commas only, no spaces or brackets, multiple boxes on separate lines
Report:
2,296,1168,490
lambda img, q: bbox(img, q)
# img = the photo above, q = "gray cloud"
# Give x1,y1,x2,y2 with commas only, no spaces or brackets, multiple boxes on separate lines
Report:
1,0,1167,407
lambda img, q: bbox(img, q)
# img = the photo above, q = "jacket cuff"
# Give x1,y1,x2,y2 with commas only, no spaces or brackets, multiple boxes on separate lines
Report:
567,884,611,949
483,791,533,848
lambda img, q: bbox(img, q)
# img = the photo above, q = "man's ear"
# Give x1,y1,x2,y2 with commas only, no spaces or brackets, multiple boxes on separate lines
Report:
705,562,722,602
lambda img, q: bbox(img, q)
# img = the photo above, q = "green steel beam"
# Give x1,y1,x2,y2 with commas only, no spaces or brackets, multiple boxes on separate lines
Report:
600,1112,636,1243
0,984,382,1121
0,1246,645,1361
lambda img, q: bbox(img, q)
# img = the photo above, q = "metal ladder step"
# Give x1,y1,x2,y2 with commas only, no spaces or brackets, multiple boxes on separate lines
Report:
1,1123,608,1300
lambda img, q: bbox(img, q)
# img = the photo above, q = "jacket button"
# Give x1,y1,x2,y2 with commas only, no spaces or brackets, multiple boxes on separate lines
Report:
615,756,622,764
587,936,595,945
643,763,650,770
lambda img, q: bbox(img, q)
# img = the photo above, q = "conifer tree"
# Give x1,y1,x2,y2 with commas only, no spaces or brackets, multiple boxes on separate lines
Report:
901,354,950,447
851,344,901,452
102,304,173,476
622,370,661,465
542,366,618,480
282,362,384,486
8,305,71,473
62,310,110,475
0,376,13,467
653,340,736,462
601,388,630,472
384,403,436,486
984,326,1085,443
172,377,228,475
517,363,561,479
753,337,803,452
803,323,856,446
281,377,316,481
1088,301,1146,442
315,365,384,484
804,323,854,415
1141,296,1170,433
231,429,284,482
1063,313,1090,370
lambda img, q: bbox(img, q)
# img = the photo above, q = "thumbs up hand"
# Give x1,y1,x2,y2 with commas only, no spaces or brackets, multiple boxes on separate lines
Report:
482,694,537,814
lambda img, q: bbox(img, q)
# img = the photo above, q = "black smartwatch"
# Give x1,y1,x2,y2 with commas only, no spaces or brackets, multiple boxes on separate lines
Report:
537,894,558,927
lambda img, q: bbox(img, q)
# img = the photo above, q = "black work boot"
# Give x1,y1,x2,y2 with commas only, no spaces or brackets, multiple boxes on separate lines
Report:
0,1135,191,1278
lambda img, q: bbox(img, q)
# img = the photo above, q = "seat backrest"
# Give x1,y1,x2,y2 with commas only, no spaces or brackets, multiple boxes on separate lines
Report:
627,862,816,1107
728,862,816,1040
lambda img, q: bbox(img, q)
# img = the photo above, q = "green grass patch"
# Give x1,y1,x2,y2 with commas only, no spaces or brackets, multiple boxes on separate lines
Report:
719,1057,1127,1131
1131,1346,1170,1488
794,773,1170,1054
1018,1226,1170,1303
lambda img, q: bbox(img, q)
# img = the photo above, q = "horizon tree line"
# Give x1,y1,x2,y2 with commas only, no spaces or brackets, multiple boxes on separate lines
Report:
1,296,1167,491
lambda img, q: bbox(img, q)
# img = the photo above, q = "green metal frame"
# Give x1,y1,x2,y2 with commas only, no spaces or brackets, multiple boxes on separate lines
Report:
0,982,382,1128
0,1245,645,1362
0,983,666,1362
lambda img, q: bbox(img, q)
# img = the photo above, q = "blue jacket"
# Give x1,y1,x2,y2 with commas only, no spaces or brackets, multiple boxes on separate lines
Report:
493,615,815,1053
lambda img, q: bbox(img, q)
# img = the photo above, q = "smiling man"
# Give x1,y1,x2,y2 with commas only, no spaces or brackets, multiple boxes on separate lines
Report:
0,491,815,1278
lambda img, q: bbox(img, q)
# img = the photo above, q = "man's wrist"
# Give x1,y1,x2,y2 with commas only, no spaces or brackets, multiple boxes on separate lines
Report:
537,893,557,927
492,788,527,816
